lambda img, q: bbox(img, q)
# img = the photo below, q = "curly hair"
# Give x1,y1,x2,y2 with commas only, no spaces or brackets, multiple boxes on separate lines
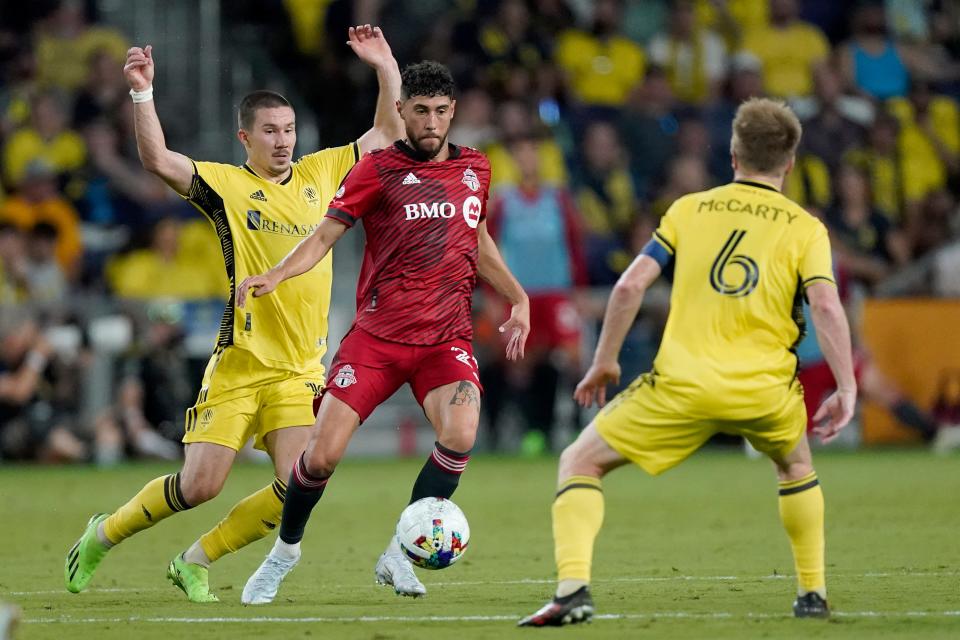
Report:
401,61,456,100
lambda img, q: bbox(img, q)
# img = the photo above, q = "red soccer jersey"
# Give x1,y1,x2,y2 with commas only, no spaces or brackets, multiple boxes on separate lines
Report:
326,141,491,345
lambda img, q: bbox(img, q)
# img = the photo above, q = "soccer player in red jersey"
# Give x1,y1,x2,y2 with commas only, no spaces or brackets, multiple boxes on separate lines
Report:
237,61,530,603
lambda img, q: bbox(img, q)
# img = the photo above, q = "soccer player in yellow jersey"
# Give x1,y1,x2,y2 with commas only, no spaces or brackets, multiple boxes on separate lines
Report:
519,98,857,626
65,26,405,603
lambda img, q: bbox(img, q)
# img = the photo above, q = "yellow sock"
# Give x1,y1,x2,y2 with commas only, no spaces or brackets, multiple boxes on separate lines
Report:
553,475,604,584
199,477,286,563
778,471,826,596
103,473,190,544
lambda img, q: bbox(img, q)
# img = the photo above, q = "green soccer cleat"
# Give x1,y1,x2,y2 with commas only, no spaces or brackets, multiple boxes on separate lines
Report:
65,513,111,593
167,554,219,603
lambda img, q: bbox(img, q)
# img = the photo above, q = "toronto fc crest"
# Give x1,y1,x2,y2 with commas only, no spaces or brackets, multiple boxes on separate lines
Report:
461,168,479,192
334,364,357,388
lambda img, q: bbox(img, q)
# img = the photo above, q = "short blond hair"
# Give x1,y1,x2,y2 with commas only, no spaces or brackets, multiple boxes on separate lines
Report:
731,98,802,174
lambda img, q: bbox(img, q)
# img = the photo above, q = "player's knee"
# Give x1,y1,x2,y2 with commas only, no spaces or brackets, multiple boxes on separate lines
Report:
558,442,594,479
439,420,478,453
179,472,225,506
303,447,341,478
776,460,815,483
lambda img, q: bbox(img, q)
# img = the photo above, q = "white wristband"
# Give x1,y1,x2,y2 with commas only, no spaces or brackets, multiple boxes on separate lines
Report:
129,86,154,103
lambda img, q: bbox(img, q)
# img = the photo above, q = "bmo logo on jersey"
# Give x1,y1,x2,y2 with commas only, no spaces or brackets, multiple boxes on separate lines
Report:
404,202,456,220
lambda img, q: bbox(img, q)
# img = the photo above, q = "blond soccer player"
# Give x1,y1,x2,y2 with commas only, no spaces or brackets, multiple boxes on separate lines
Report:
65,26,405,602
519,98,856,626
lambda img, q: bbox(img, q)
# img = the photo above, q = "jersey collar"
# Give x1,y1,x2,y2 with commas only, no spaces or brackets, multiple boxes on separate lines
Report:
395,139,462,161
734,179,779,192
243,163,294,185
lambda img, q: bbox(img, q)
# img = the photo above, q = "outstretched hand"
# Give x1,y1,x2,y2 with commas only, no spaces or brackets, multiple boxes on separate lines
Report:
573,360,621,408
347,24,394,69
499,299,530,361
811,389,856,444
236,272,280,308
123,45,154,91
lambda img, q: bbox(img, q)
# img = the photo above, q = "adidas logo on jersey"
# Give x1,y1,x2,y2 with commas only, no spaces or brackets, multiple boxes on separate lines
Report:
249,190,267,201
402,173,421,185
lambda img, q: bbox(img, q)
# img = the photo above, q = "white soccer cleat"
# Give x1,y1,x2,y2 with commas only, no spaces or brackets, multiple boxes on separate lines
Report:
375,552,427,597
241,550,300,605
932,425,960,454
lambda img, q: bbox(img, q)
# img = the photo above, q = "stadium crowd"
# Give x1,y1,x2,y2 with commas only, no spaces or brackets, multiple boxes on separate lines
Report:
1,0,959,462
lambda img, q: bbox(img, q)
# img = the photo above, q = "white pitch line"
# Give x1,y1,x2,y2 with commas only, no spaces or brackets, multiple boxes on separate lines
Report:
21,611,960,624
6,570,957,597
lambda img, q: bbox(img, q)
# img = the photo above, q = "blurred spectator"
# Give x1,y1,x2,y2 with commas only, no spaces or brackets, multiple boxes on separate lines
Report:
0,45,39,140
0,160,83,277
482,136,587,454
704,51,766,182
2,90,86,187
825,164,910,288
910,189,957,258
844,112,904,223
572,120,638,284
0,314,86,462
554,0,646,112
72,47,128,128
23,222,67,303
783,153,832,214
618,67,680,199
651,154,710,217
106,217,226,301
470,0,548,96
449,87,498,150
840,2,911,100
798,68,871,172
694,0,769,45
486,100,567,188
740,0,830,98
33,0,127,92
0,223,27,304
888,81,960,215
648,0,728,106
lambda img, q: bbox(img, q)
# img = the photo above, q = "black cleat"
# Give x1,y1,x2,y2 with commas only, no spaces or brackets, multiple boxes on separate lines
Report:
518,586,594,627
793,592,830,618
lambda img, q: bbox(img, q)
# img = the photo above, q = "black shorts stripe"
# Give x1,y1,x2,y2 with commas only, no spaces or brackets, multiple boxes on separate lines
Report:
779,478,820,496
555,482,603,499
352,141,360,163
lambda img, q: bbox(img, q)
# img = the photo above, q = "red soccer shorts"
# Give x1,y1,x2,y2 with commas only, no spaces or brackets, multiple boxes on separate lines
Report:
799,351,866,431
322,327,483,422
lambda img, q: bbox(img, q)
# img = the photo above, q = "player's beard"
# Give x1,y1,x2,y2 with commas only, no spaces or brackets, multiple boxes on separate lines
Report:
407,131,447,160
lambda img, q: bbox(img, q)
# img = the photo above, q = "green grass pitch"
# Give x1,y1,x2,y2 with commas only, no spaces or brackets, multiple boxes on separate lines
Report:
2,450,958,639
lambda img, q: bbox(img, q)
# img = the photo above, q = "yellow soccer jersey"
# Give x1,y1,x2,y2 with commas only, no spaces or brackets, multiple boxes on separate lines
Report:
185,142,359,370
645,180,834,417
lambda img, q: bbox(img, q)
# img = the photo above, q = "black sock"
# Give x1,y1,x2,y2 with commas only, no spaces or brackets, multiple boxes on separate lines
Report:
279,453,331,544
892,400,937,441
409,441,471,504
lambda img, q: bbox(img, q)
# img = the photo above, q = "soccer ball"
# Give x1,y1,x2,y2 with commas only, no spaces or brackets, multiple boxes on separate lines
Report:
395,497,470,570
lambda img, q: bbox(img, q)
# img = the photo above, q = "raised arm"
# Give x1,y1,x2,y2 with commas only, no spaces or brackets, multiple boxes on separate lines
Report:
236,217,348,307
123,46,194,195
349,25,404,154
575,254,661,408
805,282,857,442
477,221,529,360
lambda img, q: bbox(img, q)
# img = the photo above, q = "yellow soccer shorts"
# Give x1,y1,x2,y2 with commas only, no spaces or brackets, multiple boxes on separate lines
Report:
595,373,807,476
182,346,325,452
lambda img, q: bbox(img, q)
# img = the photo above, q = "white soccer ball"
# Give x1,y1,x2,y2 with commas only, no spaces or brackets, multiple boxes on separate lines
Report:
395,497,470,570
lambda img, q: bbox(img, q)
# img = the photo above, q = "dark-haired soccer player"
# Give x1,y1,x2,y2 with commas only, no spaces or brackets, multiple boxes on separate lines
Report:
518,98,856,626
65,26,405,603
238,61,530,603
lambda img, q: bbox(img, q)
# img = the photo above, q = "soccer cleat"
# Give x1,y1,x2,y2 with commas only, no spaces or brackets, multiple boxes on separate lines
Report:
241,550,300,604
517,586,595,627
932,425,960,454
167,554,219,603
0,602,21,640
375,552,427,597
65,513,111,593
793,591,830,618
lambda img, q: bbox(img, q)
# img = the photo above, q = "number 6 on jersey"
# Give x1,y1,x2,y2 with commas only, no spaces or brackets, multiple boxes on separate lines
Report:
710,229,759,297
